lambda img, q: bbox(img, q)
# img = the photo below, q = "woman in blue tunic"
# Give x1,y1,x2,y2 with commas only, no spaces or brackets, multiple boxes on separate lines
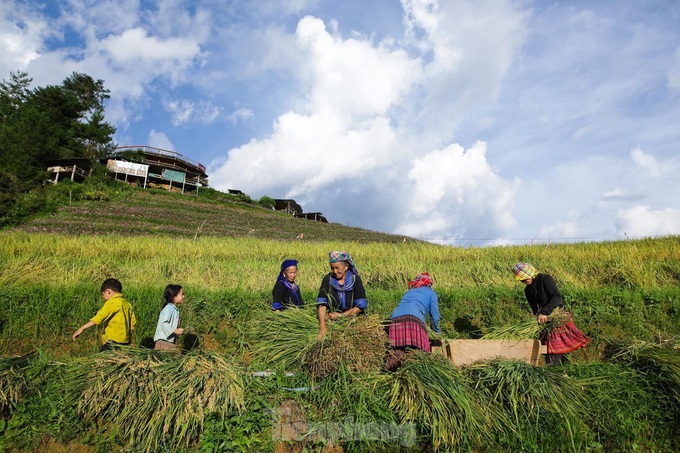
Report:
316,251,367,338
271,259,303,311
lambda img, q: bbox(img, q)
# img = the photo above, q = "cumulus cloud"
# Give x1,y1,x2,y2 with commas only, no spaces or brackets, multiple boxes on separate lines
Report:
397,141,518,241
630,146,661,177
148,129,174,150
0,1,51,75
3,1,210,127
617,206,680,238
209,6,525,242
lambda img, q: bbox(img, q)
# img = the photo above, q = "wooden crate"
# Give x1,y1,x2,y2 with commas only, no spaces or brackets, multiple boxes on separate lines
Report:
432,339,547,366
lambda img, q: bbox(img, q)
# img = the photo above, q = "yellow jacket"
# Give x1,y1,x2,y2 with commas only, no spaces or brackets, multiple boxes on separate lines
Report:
90,294,136,345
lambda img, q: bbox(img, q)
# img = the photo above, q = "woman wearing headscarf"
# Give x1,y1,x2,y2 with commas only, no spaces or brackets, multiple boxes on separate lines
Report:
316,251,367,338
386,273,440,371
271,259,303,311
512,262,589,365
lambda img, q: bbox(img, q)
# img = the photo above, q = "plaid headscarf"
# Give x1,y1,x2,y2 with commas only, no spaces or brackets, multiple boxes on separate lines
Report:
408,272,433,289
329,251,357,275
513,262,538,281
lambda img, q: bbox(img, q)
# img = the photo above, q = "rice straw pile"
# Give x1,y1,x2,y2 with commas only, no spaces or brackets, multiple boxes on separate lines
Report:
368,352,496,451
247,307,388,377
0,351,35,413
482,308,570,339
607,339,680,403
303,315,387,378
467,359,587,450
62,349,246,453
246,307,319,370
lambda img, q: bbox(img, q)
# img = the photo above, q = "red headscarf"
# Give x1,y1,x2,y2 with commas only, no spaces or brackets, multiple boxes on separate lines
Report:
408,272,433,289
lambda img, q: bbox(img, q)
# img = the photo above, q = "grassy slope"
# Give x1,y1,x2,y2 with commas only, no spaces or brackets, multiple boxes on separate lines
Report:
2,188,680,452
2,187,680,357
15,188,412,242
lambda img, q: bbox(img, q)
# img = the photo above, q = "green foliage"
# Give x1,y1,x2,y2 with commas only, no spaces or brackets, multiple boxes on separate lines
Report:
199,395,274,453
1,233,680,450
256,195,276,210
0,70,116,222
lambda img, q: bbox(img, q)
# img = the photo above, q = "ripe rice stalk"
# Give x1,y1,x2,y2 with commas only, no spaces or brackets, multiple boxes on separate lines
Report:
369,351,498,451
0,351,36,413
482,308,570,339
246,307,388,377
606,339,680,403
246,307,319,370
565,361,669,452
62,349,246,453
466,359,587,451
302,315,388,378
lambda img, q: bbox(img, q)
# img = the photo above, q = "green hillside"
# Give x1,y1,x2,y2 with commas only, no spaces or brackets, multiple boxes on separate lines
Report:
2,184,680,452
13,182,414,243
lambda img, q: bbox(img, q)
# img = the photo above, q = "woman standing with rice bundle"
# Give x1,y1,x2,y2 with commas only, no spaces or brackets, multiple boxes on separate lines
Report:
512,263,589,365
316,251,367,339
386,272,441,371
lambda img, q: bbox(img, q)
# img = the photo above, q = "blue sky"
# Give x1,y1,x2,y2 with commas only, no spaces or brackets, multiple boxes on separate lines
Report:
2,0,680,245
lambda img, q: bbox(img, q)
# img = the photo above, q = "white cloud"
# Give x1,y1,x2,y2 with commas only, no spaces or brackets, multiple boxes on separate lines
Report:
396,141,518,241
164,99,193,126
0,1,52,75
296,15,422,117
228,107,254,124
630,146,661,176
148,129,174,150
208,4,529,243
539,220,580,240
164,99,222,126
617,206,680,238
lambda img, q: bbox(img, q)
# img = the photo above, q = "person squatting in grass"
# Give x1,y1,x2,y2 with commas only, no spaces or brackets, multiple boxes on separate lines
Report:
316,251,367,339
72,278,137,352
512,262,590,365
153,284,186,350
271,259,304,311
386,273,441,371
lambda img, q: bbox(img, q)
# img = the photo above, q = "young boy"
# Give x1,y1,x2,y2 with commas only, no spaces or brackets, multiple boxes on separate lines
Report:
73,278,137,351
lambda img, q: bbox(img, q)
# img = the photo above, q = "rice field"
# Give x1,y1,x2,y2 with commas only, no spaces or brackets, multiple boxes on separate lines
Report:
1,230,680,451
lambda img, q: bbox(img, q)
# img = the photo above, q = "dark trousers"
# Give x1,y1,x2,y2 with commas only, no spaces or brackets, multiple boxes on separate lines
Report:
100,340,129,352
545,353,567,365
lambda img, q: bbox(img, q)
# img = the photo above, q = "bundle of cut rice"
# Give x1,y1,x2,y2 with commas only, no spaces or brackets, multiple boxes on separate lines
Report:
63,349,246,453
247,307,388,377
482,308,570,340
302,315,388,378
606,339,680,403
0,351,36,413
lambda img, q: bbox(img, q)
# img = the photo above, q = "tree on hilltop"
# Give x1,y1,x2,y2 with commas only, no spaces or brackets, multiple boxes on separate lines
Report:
0,70,117,225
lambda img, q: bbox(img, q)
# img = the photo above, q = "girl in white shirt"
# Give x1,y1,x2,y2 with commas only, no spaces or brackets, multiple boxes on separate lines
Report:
153,284,185,349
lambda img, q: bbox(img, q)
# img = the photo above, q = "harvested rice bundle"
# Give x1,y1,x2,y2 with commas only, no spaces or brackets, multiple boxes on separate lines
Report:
370,351,497,451
566,361,668,452
0,351,35,413
482,308,570,339
246,307,388,377
246,307,319,370
63,349,246,453
607,339,680,403
302,315,388,378
467,359,587,451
